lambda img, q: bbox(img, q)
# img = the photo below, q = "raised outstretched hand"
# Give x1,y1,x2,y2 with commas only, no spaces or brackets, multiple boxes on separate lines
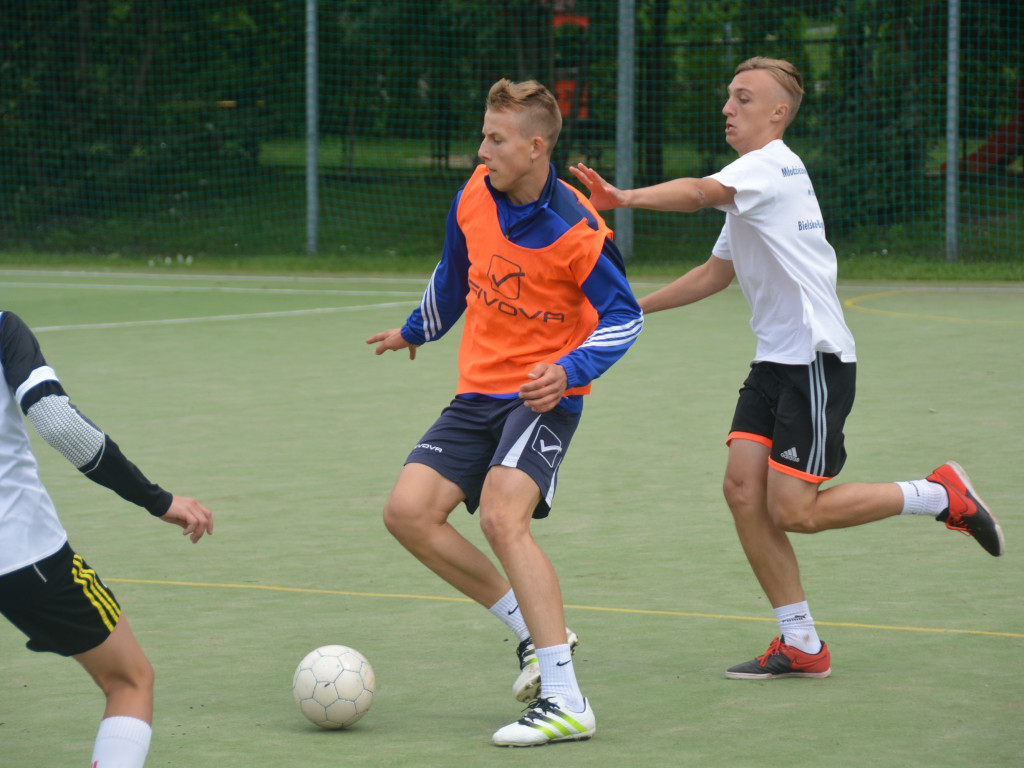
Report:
568,163,627,211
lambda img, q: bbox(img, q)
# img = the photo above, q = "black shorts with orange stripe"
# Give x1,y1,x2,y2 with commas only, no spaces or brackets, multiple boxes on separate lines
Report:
0,542,122,656
727,352,856,482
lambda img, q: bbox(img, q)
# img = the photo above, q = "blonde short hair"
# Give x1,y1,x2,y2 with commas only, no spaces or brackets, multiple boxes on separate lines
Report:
735,57,805,125
486,78,562,152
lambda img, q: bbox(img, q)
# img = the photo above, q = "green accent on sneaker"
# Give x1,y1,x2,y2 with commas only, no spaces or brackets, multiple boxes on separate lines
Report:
492,696,596,747
532,709,587,738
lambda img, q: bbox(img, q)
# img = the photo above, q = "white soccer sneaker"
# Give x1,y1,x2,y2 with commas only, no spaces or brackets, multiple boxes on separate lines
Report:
512,628,580,702
492,696,596,747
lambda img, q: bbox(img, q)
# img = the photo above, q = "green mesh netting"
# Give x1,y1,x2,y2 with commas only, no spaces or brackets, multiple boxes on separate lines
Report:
1,1,1020,265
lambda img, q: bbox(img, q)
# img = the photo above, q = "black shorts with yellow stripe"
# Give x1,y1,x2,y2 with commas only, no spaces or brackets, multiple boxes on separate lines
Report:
0,542,121,656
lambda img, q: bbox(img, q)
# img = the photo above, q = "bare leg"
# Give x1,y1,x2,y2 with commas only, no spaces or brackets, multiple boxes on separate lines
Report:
75,617,154,722
723,439,806,608
383,462,511,607
767,470,904,533
478,465,565,649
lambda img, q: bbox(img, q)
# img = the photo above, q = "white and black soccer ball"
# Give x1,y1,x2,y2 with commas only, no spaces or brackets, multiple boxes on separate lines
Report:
292,645,376,729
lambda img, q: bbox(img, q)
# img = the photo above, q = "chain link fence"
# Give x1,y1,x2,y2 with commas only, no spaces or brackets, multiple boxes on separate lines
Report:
1,1,1020,266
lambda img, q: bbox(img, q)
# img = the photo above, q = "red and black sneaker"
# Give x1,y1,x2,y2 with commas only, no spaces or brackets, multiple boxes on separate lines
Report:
927,461,1005,557
726,637,831,680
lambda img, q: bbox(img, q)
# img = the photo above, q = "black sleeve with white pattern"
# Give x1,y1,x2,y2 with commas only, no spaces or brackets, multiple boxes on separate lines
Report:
80,437,173,516
1,310,173,517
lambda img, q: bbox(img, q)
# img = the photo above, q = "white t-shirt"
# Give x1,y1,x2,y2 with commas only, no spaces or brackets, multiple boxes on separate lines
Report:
710,139,856,365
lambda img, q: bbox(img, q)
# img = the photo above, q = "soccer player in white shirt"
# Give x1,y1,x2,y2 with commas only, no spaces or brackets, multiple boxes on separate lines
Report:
570,57,1003,679
0,310,214,767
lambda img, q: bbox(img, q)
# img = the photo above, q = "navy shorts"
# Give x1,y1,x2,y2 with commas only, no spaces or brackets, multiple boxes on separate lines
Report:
728,352,857,482
406,396,581,519
0,542,122,657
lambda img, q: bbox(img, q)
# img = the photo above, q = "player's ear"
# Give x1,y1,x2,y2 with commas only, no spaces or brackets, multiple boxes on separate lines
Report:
531,135,546,160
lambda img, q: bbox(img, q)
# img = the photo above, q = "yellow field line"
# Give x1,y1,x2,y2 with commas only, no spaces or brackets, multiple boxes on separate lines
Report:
844,288,1024,326
107,577,1024,640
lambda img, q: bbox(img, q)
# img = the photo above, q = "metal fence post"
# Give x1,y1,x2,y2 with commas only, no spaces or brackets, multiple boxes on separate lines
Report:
306,0,319,256
945,0,960,262
614,0,635,261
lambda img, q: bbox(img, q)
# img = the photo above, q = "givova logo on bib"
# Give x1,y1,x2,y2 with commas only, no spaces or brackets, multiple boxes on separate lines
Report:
532,425,563,468
469,254,567,324
488,254,524,299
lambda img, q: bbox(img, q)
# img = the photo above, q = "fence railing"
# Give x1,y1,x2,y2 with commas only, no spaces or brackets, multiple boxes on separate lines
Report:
1,1,1019,266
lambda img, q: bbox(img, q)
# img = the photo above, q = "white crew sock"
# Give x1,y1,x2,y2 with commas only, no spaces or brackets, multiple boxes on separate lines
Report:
535,643,584,712
897,479,948,516
488,588,530,642
90,716,152,768
775,601,822,654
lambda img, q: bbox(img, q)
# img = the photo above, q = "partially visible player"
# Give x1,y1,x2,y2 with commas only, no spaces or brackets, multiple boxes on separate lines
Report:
570,56,1003,680
0,310,214,768
368,78,642,745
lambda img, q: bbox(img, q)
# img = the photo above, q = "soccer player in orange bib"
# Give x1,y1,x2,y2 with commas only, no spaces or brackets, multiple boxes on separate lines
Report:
368,78,642,746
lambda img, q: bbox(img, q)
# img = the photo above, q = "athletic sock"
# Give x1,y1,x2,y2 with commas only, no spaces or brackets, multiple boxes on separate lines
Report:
775,601,822,654
535,643,584,712
90,716,152,768
896,479,947,516
488,588,530,642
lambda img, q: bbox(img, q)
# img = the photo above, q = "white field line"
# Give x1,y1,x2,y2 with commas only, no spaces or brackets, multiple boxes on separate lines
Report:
5,281,421,297
6,268,1024,293
6,269,423,332
9,269,1022,334
0,268,429,285
31,302,414,333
